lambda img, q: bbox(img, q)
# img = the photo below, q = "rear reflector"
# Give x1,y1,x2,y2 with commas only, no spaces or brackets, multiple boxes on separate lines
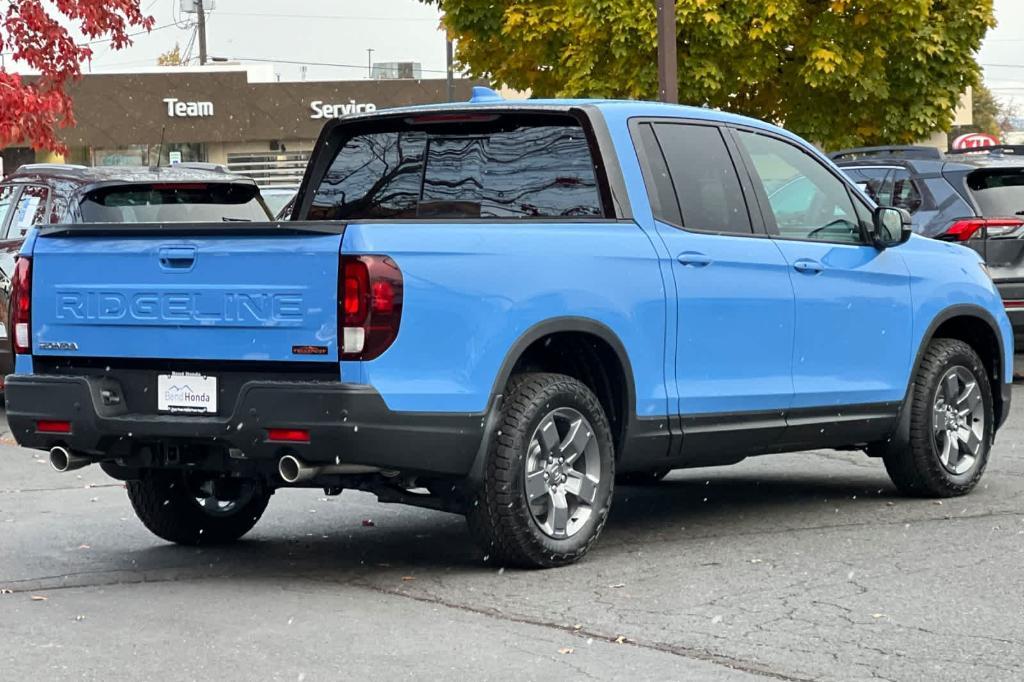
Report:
266,428,310,443
37,420,71,434
942,218,1024,241
1005,300,1024,309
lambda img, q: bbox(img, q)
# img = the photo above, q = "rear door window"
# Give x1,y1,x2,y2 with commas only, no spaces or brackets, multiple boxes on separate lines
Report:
79,183,270,223
308,114,605,220
651,123,752,234
8,185,50,238
966,168,1024,217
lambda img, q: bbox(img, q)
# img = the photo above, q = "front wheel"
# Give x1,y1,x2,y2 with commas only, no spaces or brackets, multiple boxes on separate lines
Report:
467,373,615,568
884,338,993,497
127,470,270,545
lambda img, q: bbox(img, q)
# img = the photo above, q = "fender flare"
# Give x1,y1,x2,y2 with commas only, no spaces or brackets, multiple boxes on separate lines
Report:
877,304,1008,458
467,317,640,484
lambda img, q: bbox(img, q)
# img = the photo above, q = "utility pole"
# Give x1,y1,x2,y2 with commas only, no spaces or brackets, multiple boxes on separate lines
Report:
367,48,375,78
446,38,455,102
656,0,678,103
196,0,208,66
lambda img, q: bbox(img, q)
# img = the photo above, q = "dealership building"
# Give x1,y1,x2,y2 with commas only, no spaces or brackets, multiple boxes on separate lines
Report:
0,65,479,185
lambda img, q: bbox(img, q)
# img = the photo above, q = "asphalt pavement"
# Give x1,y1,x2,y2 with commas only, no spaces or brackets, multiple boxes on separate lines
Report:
2,392,1024,682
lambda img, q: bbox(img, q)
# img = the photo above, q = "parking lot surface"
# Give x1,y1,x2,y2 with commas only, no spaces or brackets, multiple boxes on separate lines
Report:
2,392,1023,681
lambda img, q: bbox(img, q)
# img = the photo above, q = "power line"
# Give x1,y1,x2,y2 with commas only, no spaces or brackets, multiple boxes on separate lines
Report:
0,22,182,58
209,11,438,22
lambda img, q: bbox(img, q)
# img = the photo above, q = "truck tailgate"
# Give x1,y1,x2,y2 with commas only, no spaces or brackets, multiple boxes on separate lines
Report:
29,227,342,362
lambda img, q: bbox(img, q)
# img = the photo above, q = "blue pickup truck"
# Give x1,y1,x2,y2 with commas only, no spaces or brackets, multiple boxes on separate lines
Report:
5,91,1013,568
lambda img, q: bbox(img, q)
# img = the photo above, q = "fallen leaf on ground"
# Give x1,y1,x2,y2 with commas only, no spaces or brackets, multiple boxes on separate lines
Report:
0,588,12,595
614,635,627,644
558,647,574,655
77,544,90,550
608,583,625,588
30,595,48,601
572,623,583,631
361,519,375,527
401,576,415,582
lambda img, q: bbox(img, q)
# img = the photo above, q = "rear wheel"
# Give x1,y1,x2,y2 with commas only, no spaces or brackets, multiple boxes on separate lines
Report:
884,338,993,497
467,373,615,568
127,470,270,545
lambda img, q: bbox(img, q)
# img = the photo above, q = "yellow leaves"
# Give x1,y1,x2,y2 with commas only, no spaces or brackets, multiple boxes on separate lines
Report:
853,12,869,27
810,47,843,74
703,10,721,25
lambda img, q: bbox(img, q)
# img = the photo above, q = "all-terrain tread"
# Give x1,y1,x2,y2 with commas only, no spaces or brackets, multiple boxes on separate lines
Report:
466,372,614,568
884,338,992,498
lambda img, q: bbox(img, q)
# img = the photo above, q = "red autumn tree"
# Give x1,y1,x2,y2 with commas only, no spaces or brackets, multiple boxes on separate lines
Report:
0,1,153,153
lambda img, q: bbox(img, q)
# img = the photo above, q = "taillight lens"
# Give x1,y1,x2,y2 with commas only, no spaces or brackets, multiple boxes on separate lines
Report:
339,255,403,360
942,218,1024,241
10,257,31,354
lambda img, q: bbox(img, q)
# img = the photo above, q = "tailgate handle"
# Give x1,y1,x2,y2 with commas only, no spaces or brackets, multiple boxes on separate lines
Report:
158,245,197,271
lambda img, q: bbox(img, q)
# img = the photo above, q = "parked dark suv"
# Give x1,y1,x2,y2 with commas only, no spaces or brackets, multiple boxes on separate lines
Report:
0,163,273,387
832,145,1024,347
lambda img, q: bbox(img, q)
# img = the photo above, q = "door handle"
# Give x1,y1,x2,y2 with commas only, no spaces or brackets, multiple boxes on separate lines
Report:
792,259,824,275
677,252,712,268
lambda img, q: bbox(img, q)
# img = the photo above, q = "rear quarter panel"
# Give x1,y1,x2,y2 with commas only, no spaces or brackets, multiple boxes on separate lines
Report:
341,222,668,417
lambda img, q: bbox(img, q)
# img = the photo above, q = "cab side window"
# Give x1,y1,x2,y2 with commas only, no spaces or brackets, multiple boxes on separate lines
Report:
653,123,753,234
846,168,894,206
0,185,17,238
737,131,862,244
8,185,50,238
890,169,923,213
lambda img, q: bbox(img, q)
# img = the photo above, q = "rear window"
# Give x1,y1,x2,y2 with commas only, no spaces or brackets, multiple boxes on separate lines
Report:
966,169,1024,217
79,183,271,223
307,114,605,220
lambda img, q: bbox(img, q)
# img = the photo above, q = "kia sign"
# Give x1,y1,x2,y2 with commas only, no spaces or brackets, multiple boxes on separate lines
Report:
952,132,1001,150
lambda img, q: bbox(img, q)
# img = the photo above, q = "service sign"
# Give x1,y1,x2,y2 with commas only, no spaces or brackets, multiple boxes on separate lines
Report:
952,132,1001,150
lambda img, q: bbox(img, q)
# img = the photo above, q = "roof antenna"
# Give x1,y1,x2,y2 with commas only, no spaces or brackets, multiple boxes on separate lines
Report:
154,126,166,168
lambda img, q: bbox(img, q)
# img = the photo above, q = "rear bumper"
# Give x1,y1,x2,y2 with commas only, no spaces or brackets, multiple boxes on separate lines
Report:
4,374,484,476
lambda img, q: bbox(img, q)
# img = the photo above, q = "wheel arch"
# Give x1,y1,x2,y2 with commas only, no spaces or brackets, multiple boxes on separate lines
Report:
912,304,1007,428
487,317,639,455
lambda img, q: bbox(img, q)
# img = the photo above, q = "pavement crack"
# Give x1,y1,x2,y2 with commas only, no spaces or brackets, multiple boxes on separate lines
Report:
348,579,814,681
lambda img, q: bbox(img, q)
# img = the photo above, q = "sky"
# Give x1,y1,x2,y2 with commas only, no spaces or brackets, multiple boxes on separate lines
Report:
81,0,449,81
6,0,1024,102
978,0,1024,102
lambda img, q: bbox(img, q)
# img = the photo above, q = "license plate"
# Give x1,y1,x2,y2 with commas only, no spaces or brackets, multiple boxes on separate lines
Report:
157,373,217,414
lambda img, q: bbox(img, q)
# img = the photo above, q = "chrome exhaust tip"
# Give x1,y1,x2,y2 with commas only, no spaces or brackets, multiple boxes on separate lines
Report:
278,454,315,484
49,446,91,473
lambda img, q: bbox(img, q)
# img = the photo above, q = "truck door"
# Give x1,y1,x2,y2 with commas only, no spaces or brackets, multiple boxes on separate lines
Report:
633,121,796,455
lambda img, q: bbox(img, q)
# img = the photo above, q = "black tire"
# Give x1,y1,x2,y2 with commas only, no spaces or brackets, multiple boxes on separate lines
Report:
884,338,993,498
466,372,615,568
616,468,670,485
127,470,270,545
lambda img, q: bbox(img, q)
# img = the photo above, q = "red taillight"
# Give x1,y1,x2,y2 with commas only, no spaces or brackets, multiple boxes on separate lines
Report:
942,218,1024,241
339,255,403,360
266,428,310,443
37,420,71,434
10,257,31,354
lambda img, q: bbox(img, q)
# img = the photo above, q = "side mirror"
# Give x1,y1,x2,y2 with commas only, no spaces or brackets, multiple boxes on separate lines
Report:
872,206,912,248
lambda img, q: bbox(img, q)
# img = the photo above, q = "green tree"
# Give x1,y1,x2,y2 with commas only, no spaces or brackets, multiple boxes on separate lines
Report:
428,0,995,150
971,83,1010,138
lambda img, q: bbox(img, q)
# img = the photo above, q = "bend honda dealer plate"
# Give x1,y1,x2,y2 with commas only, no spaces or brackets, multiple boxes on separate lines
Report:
157,373,217,414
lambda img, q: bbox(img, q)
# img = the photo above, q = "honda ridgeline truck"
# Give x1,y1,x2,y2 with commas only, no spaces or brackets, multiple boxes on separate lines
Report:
5,90,1013,568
